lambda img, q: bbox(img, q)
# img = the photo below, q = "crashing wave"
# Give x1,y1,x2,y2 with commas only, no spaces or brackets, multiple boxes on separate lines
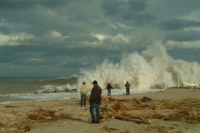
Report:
76,44,200,90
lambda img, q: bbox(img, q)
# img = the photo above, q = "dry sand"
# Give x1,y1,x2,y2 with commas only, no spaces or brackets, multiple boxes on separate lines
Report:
0,88,200,133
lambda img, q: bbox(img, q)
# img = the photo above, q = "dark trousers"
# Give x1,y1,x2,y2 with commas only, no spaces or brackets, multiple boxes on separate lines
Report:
81,94,87,106
107,90,111,96
89,103,100,122
126,88,130,95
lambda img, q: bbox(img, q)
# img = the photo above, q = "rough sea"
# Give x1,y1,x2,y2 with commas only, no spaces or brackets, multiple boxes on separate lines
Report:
0,76,161,103
0,77,78,102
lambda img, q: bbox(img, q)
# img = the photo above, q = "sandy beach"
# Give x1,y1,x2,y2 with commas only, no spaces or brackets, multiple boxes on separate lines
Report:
0,88,200,133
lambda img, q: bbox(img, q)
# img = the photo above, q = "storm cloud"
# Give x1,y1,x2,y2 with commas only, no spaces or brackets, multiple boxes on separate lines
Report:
159,19,200,30
0,0,200,77
101,0,156,23
165,30,200,42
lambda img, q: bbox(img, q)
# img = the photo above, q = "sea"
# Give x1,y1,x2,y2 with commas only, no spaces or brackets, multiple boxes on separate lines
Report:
0,77,161,103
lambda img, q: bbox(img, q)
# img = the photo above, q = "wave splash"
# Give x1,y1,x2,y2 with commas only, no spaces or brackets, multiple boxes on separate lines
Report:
78,44,200,89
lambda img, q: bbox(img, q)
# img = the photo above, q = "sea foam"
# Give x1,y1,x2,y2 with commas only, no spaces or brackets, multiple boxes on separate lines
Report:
76,44,200,90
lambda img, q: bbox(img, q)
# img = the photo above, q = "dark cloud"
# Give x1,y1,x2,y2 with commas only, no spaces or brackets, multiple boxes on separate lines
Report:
159,19,200,30
0,0,71,9
128,0,147,12
0,42,124,76
0,45,46,63
101,0,155,23
168,48,200,63
102,0,147,15
0,0,200,77
0,63,79,77
0,10,67,35
164,30,200,42
122,12,155,23
101,1,121,16
148,0,200,19
0,27,11,34
0,44,122,68
0,1,93,36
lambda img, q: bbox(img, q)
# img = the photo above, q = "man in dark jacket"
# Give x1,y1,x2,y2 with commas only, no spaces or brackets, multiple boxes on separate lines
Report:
106,82,113,96
89,80,102,123
125,81,131,95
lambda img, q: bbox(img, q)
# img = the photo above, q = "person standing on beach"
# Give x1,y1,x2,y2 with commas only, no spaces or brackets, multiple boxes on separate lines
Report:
80,82,89,107
106,82,113,96
125,81,131,95
89,80,102,123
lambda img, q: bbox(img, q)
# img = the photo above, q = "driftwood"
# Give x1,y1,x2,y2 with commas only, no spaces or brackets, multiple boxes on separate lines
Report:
0,123,5,127
28,108,60,122
100,99,151,124
141,96,152,102
100,97,200,124
0,123,23,130
145,126,183,133
112,101,130,113
24,126,31,132
102,126,119,133
101,107,150,124
115,115,150,124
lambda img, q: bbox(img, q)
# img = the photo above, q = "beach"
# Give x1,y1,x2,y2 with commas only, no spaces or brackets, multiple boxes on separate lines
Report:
0,88,200,133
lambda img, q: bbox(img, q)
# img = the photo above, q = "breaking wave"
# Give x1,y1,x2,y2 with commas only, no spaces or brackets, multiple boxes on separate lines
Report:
77,44,200,90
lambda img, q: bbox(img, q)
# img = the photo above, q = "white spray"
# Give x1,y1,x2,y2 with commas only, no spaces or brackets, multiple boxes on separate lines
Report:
77,44,200,90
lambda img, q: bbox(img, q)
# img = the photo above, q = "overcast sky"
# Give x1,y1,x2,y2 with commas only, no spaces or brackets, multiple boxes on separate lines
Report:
0,0,200,77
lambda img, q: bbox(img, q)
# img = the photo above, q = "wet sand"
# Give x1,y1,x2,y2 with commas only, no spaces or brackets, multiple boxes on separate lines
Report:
0,88,200,133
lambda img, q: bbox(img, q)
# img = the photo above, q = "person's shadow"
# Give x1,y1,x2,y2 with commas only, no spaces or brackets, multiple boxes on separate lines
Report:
59,114,89,123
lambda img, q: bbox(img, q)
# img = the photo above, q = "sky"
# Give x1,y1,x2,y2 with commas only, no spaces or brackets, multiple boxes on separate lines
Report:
0,0,200,77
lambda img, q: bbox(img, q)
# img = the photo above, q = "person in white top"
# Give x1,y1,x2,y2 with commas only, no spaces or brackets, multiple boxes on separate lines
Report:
80,82,89,106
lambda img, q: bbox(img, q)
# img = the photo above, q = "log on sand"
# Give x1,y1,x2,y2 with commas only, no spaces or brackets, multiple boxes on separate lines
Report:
114,115,150,124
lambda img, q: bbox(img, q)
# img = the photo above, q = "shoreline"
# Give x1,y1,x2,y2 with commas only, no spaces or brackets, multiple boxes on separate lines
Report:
0,88,165,104
0,97,78,105
0,88,200,133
